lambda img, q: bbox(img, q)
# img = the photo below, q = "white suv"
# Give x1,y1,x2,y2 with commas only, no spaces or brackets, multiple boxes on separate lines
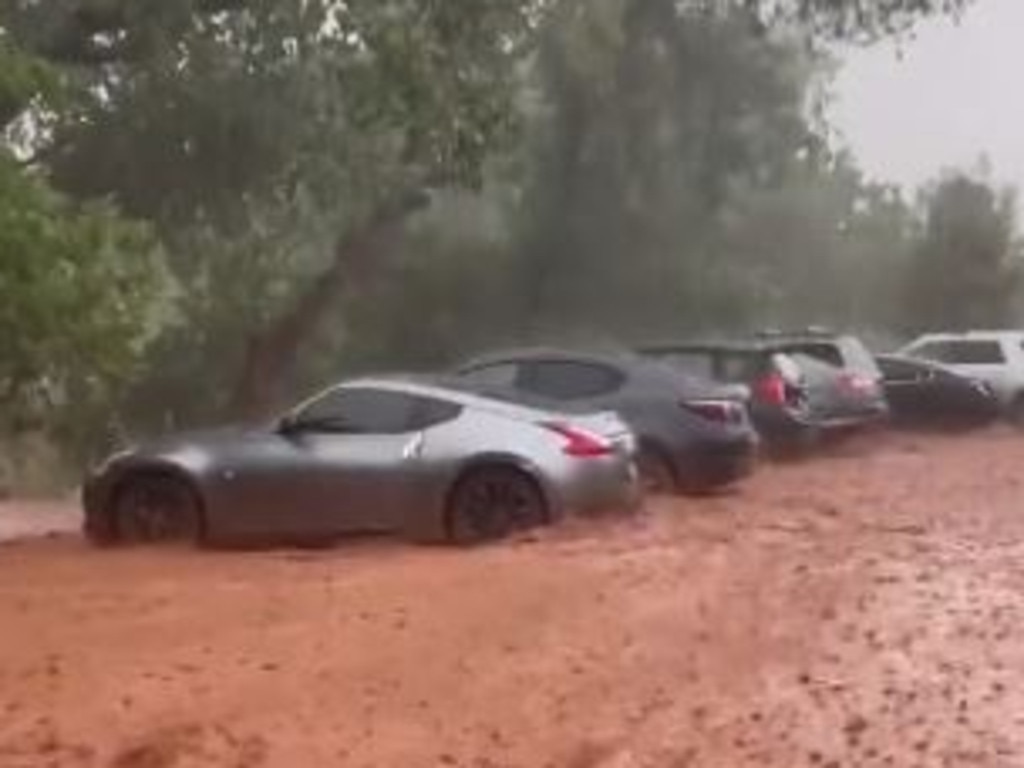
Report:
898,331,1024,418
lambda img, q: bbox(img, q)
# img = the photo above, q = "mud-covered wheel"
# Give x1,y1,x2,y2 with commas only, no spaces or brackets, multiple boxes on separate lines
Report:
447,467,546,545
113,474,203,545
636,445,676,495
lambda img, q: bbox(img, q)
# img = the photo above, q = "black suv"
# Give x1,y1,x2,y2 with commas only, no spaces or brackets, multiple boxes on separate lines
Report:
639,329,889,451
452,348,758,495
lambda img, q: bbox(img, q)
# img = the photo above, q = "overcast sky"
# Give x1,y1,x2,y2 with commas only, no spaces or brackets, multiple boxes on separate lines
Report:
832,0,1024,195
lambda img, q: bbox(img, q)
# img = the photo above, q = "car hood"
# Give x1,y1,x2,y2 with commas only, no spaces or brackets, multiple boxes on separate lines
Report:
103,426,277,473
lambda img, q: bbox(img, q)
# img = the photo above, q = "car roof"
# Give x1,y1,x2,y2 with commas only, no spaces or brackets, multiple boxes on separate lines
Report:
877,353,941,368
639,339,775,354
640,335,856,354
457,346,640,370
908,330,1024,342
319,374,591,421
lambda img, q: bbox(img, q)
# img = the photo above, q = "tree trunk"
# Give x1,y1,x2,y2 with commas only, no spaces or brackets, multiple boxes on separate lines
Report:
230,190,429,422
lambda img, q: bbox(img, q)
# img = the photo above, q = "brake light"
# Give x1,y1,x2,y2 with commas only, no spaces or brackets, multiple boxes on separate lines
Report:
542,422,614,458
754,373,787,406
682,400,741,424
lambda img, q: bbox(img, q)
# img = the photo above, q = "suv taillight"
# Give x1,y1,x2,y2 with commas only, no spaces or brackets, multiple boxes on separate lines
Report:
541,422,614,458
682,400,742,424
754,373,787,406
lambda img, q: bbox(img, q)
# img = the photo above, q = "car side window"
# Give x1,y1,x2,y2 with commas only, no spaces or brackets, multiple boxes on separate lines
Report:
521,361,625,400
909,340,1005,365
879,358,920,382
294,387,421,435
905,341,946,363
409,397,463,430
944,341,1004,364
457,363,521,388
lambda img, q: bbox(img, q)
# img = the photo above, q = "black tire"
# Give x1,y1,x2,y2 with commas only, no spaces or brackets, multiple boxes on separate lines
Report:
447,466,546,545
636,445,677,496
113,473,204,545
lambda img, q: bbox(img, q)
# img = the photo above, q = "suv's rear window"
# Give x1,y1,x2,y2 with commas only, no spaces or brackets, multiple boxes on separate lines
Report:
776,342,843,368
909,340,1006,365
716,352,765,382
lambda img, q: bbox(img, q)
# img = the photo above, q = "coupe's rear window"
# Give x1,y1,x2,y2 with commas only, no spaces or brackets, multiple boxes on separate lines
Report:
909,340,1006,365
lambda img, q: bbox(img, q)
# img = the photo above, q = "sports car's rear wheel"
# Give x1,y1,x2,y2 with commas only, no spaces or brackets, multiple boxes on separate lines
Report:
447,467,545,545
113,474,203,545
636,446,676,495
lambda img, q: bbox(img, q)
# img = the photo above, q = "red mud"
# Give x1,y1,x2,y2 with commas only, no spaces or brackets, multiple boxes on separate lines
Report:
2,431,1024,766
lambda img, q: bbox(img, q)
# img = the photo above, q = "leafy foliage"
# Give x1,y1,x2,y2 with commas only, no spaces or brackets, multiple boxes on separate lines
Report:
0,152,167,448
0,0,995,483
903,173,1021,332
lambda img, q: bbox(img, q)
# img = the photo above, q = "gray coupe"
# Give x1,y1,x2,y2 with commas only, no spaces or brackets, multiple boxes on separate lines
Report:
82,377,640,547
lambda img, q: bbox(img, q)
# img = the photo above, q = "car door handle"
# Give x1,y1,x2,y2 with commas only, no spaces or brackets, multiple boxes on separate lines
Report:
402,432,425,460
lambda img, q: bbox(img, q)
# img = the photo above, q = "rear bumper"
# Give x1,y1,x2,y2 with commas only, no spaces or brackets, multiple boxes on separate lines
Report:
751,407,813,441
677,437,757,491
553,457,643,518
817,403,890,432
754,402,888,442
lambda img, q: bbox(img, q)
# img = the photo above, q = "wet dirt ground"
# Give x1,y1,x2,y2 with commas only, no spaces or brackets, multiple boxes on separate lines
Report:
2,430,1024,767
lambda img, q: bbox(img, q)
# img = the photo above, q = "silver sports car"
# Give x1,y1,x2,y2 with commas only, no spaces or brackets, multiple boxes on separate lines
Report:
82,377,640,547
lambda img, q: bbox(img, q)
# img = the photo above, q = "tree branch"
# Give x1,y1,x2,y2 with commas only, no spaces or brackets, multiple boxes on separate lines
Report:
230,187,432,419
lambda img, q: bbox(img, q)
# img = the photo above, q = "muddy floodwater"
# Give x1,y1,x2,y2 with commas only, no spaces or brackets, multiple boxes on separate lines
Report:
2,431,1024,767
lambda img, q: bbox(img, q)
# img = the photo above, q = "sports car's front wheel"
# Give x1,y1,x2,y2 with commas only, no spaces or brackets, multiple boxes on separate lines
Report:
447,467,546,545
113,474,203,545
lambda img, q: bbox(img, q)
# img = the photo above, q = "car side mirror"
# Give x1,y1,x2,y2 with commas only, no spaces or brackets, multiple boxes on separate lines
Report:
277,413,301,434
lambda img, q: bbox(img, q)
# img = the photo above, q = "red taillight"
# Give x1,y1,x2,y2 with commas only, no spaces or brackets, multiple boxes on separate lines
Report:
754,373,787,406
542,422,614,458
682,400,742,424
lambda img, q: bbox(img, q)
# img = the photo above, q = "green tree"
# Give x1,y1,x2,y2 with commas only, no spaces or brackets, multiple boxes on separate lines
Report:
716,151,917,332
0,0,970,439
0,33,167,462
513,1,823,337
903,172,1021,332
6,0,541,421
